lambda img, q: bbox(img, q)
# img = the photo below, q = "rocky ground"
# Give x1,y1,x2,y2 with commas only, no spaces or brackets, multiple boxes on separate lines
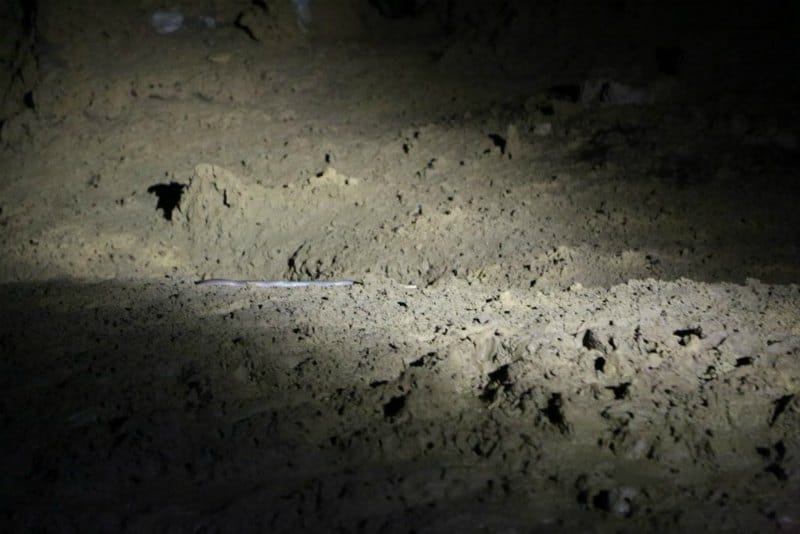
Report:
1,1,799,532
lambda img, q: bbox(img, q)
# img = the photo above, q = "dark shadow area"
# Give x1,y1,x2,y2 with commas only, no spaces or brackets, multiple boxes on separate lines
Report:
0,280,429,531
1,279,576,531
147,182,186,221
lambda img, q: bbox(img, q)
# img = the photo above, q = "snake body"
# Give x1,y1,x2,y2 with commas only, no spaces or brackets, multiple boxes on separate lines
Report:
195,279,355,288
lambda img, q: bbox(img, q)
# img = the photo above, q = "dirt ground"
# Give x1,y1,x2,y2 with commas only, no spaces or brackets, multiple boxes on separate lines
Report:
1,0,799,532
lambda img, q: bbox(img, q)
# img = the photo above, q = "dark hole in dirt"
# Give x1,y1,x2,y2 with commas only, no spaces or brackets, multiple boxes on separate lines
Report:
735,356,753,367
582,329,606,352
592,490,612,512
594,356,606,372
542,393,569,433
655,45,684,76
22,91,34,110
147,182,186,221
369,380,388,388
481,364,512,403
287,247,299,271
234,12,258,41
672,326,705,346
770,394,794,426
480,386,498,404
487,364,510,385
409,355,425,367
536,103,555,116
488,133,506,154
673,326,704,341
756,446,771,459
607,382,631,400
471,441,496,458
774,440,786,461
383,394,406,418
251,0,268,10
548,84,581,103
765,463,788,481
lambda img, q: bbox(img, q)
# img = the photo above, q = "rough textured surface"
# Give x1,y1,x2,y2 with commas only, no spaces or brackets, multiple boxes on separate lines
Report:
2,279,800,532
1,0,799,531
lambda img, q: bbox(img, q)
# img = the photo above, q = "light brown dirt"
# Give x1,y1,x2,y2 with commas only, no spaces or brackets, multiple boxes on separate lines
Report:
1,1,799,532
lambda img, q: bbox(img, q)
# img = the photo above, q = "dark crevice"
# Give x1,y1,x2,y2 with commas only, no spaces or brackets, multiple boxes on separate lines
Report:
488,133,506,154
547,84,581,103
607,382,631,400
582,329,607,352
673,326,704,344
22,90,34,109
542,392,569,433
487,364,510,385
409,355,425,367
765,463,788,481
234,12,259,41
770,394,794,426
594,356,606,372
147,182,186,221
592,490,611,512
383,394,406,418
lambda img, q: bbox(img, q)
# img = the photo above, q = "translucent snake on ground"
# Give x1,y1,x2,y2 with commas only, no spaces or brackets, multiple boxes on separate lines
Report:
195,279,356,288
